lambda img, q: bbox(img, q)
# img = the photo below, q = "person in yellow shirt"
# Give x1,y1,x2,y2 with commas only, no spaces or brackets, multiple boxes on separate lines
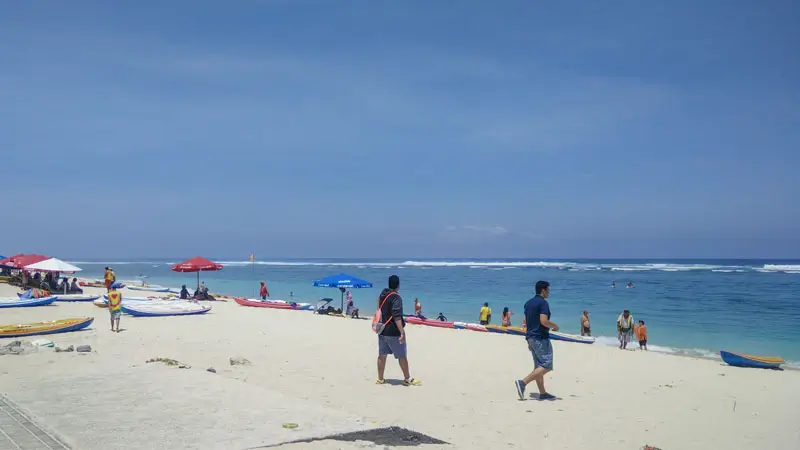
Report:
107,286,123,333
103,266,113,292
479,302,492,325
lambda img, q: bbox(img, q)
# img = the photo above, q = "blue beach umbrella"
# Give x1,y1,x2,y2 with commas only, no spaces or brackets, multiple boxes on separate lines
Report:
313,273,373,310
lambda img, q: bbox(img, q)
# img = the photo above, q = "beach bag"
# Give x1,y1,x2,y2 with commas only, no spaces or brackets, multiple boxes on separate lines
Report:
372,292,397,334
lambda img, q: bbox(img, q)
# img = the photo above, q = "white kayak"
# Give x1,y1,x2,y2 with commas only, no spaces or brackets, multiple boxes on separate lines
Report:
550,331,596,344
0,296,56,308
128,285,171,293
122,301,211,317
94,296,171,308
51,294,101,302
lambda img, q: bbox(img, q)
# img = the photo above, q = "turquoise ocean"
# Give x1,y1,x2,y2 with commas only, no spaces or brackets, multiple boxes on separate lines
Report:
69,258,800,367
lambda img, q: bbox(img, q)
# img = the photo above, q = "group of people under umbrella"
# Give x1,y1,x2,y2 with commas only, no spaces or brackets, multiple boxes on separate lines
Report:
0,253,84,293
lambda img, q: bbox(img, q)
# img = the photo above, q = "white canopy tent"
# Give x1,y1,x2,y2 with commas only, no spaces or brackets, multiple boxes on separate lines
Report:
24,258,82,273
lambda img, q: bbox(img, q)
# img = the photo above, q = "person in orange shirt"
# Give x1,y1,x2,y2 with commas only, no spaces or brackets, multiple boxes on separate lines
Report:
635,320,648,350
107,286,123,333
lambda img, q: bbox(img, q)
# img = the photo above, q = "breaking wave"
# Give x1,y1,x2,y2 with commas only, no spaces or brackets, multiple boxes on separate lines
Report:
66,260,800,274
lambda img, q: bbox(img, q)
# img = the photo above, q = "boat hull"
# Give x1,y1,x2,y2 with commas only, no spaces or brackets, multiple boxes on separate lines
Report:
0,317,94,338
128,285,171,293
52,294,101,302
234,297,311,310
720,350,784,369
550,331,596,344
0,296,56,308
485,325,510,334
121,303,211,317
465,323,488,332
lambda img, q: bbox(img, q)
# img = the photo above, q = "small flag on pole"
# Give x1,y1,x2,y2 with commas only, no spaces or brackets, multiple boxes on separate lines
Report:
249,253,255,262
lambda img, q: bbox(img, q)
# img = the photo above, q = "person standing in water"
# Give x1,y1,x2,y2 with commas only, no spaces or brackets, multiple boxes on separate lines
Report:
259,281,270,299
501,307,513,327
617,310,634,349
580,310,591,336
635,320,648,350
516,281,558,401
107,286,123,333
479,302,492,325
414,298,422,317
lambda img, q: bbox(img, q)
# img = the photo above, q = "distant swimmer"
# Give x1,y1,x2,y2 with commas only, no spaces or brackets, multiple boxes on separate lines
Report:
627,282,634,289
611,281,616,288
437,312,447,322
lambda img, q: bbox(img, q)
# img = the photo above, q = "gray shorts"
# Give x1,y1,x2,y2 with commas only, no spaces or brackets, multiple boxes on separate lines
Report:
527,337,553,370
110,310,122,321
378,335,407,359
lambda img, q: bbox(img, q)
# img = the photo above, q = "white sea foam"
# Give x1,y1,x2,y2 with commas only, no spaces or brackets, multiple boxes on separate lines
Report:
761,264,800,274
68,261,178,266
65,259,800,276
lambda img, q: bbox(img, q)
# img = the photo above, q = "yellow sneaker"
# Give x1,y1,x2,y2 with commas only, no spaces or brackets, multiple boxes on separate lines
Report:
375,379,387,385
402,378,421,386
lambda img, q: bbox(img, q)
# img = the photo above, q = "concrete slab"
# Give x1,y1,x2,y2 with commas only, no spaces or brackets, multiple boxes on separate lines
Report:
0,395,70,449
0,366,376,450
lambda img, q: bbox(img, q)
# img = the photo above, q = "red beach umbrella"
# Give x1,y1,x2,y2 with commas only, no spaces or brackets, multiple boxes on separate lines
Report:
0,253,50,269
171,256,223,290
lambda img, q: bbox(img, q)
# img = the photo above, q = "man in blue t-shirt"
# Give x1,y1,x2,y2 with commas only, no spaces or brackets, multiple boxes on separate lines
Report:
515,280,559,400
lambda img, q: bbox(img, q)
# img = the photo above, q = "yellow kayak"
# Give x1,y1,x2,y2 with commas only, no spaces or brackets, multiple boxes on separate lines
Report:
0,317,94,338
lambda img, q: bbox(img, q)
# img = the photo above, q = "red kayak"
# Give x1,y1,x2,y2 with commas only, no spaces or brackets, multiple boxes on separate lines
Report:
234,297,298,309
405,316,455,329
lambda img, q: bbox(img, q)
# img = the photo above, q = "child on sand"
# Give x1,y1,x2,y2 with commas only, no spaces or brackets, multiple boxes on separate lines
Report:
107,286,122,333
635,320,648,350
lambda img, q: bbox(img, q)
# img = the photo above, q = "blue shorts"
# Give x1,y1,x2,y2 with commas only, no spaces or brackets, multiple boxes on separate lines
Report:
110,310,122,321
378,335,407,359
527,337,553,370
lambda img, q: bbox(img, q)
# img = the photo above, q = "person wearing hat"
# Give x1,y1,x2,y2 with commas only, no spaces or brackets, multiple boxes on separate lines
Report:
515,280,559,401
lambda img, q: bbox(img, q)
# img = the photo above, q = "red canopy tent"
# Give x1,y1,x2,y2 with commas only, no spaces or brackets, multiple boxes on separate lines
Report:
0,254,50,269
171,256,223,290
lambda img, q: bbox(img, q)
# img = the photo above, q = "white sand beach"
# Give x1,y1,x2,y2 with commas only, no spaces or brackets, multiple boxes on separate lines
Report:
1,282,799,449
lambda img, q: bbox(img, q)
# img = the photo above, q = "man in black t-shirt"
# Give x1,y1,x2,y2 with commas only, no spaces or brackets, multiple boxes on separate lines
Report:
376,275,421,386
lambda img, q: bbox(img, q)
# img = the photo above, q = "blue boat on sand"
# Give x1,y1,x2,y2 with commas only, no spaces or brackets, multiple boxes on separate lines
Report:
719,350,784,369
0,296,56,308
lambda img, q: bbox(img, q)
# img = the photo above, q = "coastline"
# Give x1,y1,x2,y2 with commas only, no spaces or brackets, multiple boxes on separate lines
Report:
66,258,800,367
2,281,799,449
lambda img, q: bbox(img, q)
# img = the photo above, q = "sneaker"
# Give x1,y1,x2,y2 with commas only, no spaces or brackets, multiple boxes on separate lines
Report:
375,379,387,385
515,380,526,400
538,393,556,401
402,378,421,386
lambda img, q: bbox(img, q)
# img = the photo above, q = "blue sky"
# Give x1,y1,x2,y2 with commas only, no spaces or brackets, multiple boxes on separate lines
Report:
1,0,798,259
